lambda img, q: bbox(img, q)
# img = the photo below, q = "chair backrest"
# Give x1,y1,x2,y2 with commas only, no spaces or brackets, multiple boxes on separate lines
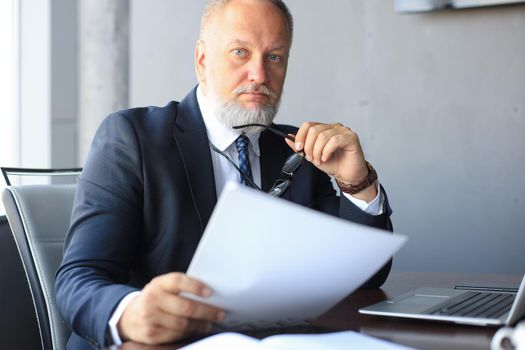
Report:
1,167,82,186
2,184,76,350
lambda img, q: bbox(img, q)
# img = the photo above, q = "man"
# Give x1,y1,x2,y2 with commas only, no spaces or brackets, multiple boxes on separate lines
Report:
55,0,393,348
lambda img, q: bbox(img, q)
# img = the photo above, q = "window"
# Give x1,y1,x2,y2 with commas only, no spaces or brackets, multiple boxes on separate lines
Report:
0,0,19,215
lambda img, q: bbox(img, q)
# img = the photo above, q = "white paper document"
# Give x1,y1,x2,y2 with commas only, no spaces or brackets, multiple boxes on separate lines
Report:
182,331,417,350
185,182,406,328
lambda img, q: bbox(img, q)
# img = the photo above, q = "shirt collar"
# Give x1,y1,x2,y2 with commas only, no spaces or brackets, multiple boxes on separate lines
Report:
197,85,261,156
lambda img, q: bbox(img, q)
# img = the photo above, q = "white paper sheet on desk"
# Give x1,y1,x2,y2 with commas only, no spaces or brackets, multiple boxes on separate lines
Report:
185,182,406,328
182,331,417,350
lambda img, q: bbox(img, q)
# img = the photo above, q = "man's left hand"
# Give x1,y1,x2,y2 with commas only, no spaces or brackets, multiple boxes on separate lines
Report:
285,122,377,202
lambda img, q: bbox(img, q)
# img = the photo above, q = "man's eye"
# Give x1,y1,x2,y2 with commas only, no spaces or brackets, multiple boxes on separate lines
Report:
268,54,281,62
232,48,247,57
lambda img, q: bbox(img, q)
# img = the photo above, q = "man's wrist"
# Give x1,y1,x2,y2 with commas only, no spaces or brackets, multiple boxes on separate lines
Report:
336,161,378,195
342,181,384,215
108,291,141,345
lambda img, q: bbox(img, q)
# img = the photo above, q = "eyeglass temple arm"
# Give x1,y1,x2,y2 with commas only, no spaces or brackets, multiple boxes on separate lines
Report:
232,124,296,142
208,142,262,191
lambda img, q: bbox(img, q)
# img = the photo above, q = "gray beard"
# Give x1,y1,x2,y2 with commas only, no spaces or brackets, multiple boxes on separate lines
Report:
214,100,280,134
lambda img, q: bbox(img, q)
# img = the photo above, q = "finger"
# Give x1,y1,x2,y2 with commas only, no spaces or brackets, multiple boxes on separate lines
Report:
285,134,297,151
151,311,214,335
133,323,180,345
320,126,354,162
303,124,332,162
121,314,186,345
150,327,187,345
320,134,347,163
155,272,212,297
294,122,319,152
123,303,214,345
182,318,214,335
161,295,225,322
146,317,213,344
311,129,339,166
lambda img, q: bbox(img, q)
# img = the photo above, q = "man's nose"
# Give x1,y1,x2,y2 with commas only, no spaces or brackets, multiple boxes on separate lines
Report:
248,57,268,85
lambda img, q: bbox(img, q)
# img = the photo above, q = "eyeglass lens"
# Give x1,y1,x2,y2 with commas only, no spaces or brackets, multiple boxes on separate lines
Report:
282,153,303,176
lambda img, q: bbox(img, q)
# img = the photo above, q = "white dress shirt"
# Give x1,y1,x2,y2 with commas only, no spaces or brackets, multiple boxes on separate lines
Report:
108,86,385,344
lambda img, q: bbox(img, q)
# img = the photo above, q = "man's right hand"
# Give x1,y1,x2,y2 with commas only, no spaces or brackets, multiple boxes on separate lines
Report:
117,272,225,345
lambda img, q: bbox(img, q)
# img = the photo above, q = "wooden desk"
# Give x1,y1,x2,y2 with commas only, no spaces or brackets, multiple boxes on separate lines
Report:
114,272,520,350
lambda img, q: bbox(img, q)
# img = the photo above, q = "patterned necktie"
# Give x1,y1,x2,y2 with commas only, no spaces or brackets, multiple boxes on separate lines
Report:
235,135,253,186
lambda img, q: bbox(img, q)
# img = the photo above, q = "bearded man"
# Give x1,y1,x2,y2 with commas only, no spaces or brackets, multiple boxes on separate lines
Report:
55,0,393,348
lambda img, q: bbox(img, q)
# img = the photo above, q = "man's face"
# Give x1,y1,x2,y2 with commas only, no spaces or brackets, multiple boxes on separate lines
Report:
196,0,291,112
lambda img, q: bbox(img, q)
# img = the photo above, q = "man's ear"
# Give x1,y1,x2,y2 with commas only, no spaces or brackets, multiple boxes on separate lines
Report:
195,40,206,84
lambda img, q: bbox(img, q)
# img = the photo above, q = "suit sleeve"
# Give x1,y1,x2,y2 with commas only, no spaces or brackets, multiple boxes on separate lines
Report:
55,113,144,348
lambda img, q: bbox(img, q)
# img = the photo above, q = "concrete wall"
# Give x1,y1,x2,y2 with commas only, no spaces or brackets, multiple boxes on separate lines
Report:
129,0,525,274
78,0,130,164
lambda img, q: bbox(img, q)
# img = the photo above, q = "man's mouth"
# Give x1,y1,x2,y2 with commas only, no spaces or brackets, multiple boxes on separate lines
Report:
234,84,275,98
242,91,268,97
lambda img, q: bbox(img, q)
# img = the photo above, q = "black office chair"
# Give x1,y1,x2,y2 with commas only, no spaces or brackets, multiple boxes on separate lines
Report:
1,167,81,350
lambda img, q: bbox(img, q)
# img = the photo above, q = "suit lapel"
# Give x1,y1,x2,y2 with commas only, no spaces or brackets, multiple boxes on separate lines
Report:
172,87,217,233
173,89,294,226
259,127,292,201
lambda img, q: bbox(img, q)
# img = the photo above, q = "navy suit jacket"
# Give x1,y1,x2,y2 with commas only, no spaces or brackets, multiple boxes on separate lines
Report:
55,87,393,349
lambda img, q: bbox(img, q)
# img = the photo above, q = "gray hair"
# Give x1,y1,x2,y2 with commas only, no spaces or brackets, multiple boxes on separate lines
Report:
200,0,294,41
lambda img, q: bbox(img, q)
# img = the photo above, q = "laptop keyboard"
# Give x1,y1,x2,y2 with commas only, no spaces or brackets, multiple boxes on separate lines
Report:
424,291,515,319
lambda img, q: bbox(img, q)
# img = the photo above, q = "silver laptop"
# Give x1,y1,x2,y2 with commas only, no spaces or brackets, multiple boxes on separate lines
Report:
359,275,525,326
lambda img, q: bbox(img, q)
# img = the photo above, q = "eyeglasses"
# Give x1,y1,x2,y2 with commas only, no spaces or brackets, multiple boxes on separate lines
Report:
267,150,303,197
210,123,304,197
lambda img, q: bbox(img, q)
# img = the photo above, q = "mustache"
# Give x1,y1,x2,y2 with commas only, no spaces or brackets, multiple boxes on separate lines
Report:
233,84,277,99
